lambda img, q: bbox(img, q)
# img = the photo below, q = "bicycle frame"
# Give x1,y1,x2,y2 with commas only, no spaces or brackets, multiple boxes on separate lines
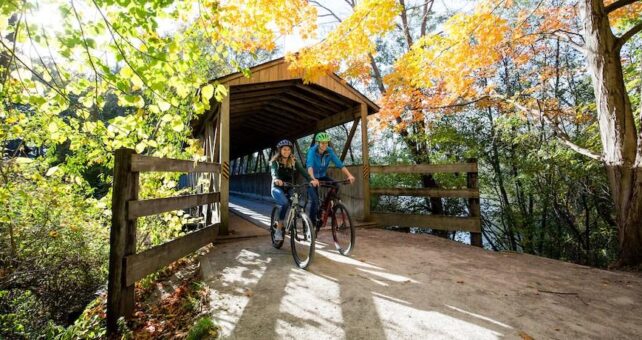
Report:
316,180,350,228
281,183,309,235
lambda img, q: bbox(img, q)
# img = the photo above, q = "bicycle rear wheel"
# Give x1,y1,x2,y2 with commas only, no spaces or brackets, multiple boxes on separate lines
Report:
290,211,315,269
331,203,355,256
270,206,284,249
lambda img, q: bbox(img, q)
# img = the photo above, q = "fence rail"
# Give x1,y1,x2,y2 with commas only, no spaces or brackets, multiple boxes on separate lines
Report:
370,159,481,246
107,148,222,333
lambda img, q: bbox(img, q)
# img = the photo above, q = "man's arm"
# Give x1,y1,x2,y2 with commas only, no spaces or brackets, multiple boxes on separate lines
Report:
341,166,355,184
329,148,354,184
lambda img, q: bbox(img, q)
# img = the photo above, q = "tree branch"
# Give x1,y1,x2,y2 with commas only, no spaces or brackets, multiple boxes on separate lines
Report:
399,0,414,47
497,95,604,162
71,0,100,114
605,0,641,13
615,22,642,50
310,0,343,23
420,0,434,37
1,13,22,88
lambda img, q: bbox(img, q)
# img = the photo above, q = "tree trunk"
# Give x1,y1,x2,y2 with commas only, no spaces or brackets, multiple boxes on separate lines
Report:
581,0,642,266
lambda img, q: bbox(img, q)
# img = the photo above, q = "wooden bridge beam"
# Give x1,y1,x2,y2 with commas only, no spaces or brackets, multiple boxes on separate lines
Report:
341,118,359,162
360,102,371,221
219,90,230,235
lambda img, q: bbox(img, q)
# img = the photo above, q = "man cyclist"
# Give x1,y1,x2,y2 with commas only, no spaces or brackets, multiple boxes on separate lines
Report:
306,132,355,228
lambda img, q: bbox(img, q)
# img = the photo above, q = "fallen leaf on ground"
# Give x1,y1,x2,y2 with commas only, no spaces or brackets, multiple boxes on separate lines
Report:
243,288,254,297
518,330,534,340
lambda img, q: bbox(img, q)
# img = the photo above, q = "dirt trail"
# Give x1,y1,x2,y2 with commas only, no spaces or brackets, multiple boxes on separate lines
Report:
199,214,642,339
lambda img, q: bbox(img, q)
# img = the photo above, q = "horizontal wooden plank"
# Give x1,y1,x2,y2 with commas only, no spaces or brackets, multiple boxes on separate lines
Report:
124,224,219,286
131,154,221,173
128,192,220,219
370,187,479,198
370,163,477,174
372,213,480,232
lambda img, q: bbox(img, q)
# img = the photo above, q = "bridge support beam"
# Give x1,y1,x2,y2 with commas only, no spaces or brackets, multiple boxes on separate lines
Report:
360,103,371,221
219,90,230,235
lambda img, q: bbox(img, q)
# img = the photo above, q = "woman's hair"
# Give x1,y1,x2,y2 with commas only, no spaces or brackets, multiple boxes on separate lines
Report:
271,148,296,168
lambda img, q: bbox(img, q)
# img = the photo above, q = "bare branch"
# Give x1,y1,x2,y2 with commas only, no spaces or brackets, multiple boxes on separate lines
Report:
0,39,68,99
1,13,22,88
71,0,100,114
615,22,642,50
420,0,435,38
310,0,343,23
368,53,386,95
496,95,604,162
399,0,414,47
605,0,641,13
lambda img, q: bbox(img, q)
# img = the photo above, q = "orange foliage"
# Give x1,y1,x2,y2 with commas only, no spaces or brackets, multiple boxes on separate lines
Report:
286,0,401,82
605,0,642,27
198,0,318,53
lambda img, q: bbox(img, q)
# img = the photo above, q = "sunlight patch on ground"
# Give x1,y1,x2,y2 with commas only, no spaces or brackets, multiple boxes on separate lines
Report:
315,248,383,270
445,305,514,329
207,249,270,337
276,268,345,339
229,202,271,226
356,267,420,284
373,295,503,339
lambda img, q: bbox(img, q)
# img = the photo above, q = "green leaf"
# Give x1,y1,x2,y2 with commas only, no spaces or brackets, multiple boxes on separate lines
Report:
171,119,184,132
135,142,146,153
215,84,228,101
201,84,214,101
158,100,171,112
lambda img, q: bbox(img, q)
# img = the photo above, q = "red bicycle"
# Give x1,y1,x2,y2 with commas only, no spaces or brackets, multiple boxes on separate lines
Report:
314,180,355,256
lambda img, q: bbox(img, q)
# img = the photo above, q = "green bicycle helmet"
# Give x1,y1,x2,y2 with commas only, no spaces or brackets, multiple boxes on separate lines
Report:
315,132,331,142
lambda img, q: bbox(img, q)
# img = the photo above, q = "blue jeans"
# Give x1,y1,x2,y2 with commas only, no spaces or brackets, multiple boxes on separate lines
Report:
307,175,336,223
271,186,290,222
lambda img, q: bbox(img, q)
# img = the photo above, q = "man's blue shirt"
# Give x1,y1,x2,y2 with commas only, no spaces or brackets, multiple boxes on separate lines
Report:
306,144,344,178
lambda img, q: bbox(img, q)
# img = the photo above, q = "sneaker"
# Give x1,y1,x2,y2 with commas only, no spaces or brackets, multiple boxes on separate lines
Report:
274,229,284,241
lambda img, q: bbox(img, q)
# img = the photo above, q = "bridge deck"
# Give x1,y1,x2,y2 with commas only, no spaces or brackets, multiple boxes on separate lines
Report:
200,196,642,339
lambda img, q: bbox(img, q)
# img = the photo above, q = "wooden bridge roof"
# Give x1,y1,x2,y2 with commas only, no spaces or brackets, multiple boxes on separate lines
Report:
192,58,379,158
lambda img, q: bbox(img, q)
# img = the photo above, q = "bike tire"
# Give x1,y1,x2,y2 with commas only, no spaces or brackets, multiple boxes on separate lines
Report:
270,206,284,249
290,211,315,269
331,203,355,256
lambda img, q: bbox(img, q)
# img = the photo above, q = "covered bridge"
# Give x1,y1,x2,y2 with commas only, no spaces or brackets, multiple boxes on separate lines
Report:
191,57,378,234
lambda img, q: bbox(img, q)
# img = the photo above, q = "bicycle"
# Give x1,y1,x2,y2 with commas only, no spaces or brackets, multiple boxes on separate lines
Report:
314,180,355,256
270,182,316,269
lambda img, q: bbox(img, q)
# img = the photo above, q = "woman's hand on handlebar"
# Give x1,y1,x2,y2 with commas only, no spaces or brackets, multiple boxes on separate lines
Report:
346,175,355,184
310,179,319,187
274,179,284,186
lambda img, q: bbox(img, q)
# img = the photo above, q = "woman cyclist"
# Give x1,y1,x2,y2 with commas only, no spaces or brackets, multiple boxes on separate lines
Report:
270,139,313,241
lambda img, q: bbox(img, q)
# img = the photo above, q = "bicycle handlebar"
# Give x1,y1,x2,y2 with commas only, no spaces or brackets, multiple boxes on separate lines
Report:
318,179,352,186
281,182,312,189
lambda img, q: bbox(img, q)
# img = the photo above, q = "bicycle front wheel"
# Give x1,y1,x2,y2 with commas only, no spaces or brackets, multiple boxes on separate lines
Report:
290,211,315,269
331,203,355,256
270,206,284,249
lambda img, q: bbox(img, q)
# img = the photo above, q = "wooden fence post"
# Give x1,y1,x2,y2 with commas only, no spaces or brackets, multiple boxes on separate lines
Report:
107,148,139,333
219,90,230,235
467,158,482,247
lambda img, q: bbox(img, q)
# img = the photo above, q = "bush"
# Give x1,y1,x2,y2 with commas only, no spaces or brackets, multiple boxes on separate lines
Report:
0,159,109,338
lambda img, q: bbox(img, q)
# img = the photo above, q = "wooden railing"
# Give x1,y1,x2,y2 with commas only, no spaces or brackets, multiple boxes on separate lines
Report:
369,159,482,247
107,148,221,332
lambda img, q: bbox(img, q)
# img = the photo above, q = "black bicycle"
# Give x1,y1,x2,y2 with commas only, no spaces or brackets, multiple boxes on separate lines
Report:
314,180,355,256
270,182,316,269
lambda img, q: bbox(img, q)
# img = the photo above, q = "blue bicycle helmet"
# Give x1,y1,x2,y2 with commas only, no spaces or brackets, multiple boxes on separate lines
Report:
276,139,294,149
